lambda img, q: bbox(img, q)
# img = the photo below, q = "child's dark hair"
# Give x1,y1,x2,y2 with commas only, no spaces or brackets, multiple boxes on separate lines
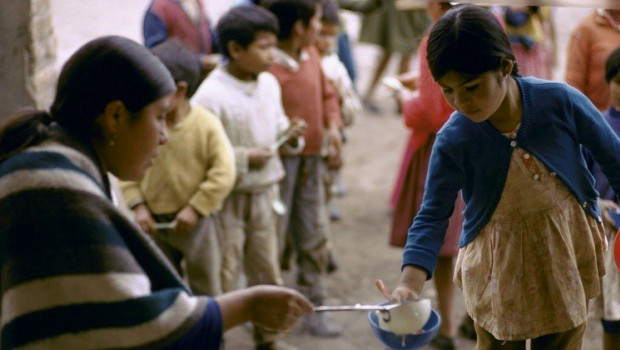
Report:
264,0,321,40
151,39,201,98
427,4,519,81
216,6,279,59
605,46,620,83
322,0,340,26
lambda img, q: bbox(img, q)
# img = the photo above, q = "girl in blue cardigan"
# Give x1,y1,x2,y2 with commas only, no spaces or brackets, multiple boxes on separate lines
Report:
377,5,620,349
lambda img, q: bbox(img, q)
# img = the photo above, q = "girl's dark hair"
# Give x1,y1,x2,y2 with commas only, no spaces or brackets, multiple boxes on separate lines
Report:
321,0,340,25
0,36,175,163
264,0,321,40
605,45,620,83
216,6,279,58
427,4,519,81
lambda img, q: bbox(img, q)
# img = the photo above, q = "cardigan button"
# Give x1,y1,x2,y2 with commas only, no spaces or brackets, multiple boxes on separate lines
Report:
533,174,540,181
550,172,557,177
523,153,530,159
510,140,517,147
582,202,588,208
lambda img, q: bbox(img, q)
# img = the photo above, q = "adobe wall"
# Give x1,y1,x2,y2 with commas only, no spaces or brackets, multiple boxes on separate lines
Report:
0,0,56,118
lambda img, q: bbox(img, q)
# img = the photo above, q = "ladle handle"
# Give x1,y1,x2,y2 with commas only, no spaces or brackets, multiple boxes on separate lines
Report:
313,305,395,312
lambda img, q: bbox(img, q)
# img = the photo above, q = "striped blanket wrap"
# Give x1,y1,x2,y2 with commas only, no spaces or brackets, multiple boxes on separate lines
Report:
0,141,217,349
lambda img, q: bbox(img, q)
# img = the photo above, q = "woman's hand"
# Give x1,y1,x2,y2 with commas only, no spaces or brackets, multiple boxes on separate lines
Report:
250,286,314,331
216,285,314,332
134,203,157,236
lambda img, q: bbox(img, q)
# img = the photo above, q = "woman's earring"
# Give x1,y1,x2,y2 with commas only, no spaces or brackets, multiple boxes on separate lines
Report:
110,133,118,147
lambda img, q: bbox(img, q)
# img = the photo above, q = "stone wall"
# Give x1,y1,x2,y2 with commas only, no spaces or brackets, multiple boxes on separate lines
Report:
0,0,57,119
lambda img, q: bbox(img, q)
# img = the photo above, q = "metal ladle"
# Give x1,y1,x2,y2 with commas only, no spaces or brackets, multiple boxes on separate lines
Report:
313,303,401,322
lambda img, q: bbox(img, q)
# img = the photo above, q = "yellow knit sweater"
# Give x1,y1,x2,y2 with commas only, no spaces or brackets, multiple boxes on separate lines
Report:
120,105,235,216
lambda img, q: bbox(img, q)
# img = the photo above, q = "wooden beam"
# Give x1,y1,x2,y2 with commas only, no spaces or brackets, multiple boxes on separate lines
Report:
396,0,620,10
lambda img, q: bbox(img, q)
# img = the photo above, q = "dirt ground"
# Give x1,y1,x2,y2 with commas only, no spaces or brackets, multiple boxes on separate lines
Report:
49,2,605,349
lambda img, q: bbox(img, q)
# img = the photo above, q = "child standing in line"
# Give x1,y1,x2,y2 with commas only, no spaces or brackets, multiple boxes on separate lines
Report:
377,5,620,349
314,0,361,265
193,7,306,350
143,0,220,77
316,0,360,195
265,0,343,338
120,39,235,297
315,0,361,128
585,46,620,350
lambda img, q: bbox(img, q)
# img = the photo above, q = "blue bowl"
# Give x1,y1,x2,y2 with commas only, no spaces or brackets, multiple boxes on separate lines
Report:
368,308,441,350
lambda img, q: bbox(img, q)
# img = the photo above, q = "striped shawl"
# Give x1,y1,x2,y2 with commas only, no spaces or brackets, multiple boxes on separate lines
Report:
0,141,220,349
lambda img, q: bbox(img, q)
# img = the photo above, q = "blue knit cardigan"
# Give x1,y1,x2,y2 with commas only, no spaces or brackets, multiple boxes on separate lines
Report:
403,77,620,278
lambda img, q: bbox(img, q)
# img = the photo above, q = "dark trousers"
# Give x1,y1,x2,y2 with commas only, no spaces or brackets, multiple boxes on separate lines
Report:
278,155,329,304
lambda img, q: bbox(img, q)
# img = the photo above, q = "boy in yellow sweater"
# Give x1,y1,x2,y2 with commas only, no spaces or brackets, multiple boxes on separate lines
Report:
120,39,235,296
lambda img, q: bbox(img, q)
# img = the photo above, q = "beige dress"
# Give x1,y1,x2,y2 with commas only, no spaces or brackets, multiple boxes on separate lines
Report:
454,134,607,340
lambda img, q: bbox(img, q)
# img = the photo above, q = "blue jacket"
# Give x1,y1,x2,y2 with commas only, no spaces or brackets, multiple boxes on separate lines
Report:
402,77,620,278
